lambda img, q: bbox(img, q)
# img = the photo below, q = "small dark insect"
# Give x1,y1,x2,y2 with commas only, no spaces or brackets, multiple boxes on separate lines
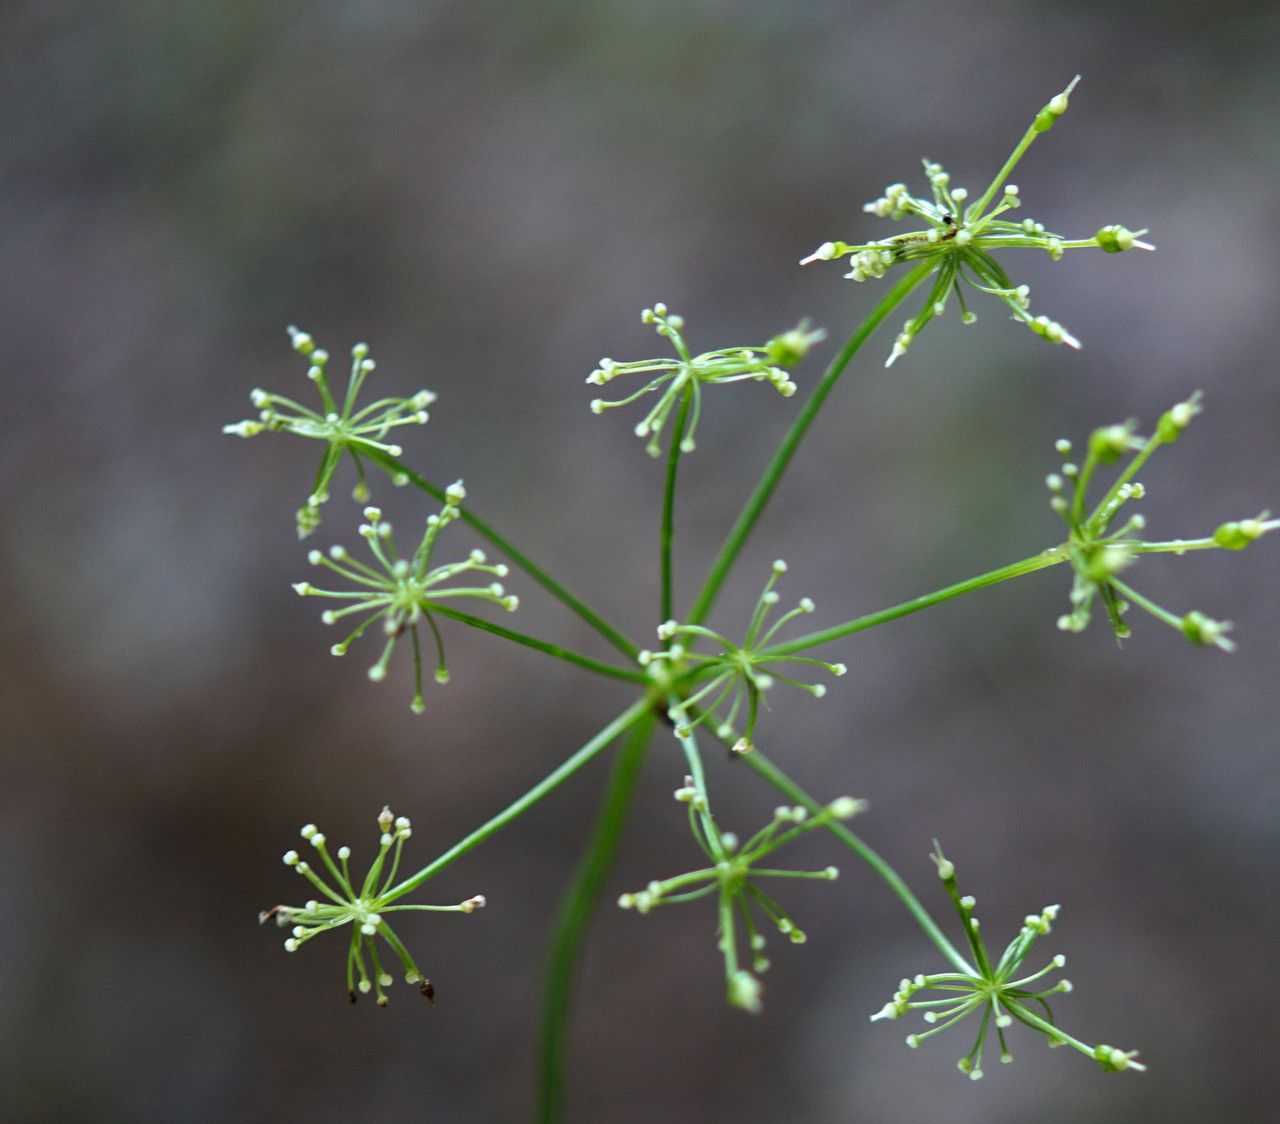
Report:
420,979,436,1004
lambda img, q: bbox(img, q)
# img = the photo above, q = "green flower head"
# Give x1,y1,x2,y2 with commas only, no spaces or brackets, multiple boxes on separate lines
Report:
1046,393,1277,649
587,304,824,457
871,844,1144,1078
638,559,846,754
225,327,436,537
292,483,518,713
802,78,1153,366
620,775,863,1014
263,806,486,1006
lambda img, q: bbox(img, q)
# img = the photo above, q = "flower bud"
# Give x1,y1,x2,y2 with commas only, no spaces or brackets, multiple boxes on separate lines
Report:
1213,514,1271,550
1181,610,1235,652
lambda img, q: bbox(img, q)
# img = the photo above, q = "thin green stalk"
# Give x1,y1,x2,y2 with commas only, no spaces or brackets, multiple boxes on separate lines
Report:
761,545,1069,658
1107,578,1182,630
967,75,1078,222
384,699,651,900
661,386,693,624
362,447,640,660
539,712,655,1124
741,750,973,974
1130,537,1220,553
675,724,729,863
428,604,648,683
1086,432,1162,531
686,260,935,627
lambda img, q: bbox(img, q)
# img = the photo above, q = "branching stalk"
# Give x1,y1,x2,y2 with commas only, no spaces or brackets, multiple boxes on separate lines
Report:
429,604,648,683
384,699,652,900
362,447,640,660
761,546,1070,658
661,386,693,623
686,259,934,627
741,750,973,974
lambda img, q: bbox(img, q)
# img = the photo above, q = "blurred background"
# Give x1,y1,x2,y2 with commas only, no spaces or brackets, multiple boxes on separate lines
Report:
2,1,1278,1120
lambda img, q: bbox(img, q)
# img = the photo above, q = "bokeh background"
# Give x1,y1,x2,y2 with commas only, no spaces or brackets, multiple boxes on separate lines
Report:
3,1,1278,1120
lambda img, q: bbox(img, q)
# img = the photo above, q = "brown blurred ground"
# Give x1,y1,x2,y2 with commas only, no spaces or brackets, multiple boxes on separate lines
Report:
2,2,1278,1120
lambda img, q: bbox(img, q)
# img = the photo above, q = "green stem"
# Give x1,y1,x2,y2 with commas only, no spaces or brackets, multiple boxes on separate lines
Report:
661,386,693,624
968,75,1078,222
1107,578,1183,630
428,604,648,683
538,712,655,1124
741,750,974,974
362,448,640,660
1086,432,1163,532
686,260,935,627
1004,1002,1097,1062
1130,537,1219,553
675,725,729,863
761,545,1069,658
384,699,651,900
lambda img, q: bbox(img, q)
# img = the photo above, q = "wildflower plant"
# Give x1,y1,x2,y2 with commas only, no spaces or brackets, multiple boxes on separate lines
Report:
870,845,1144,1078
223,80,1278,1114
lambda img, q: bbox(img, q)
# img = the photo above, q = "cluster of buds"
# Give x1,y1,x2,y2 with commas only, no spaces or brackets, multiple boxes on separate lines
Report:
801,78,1153,366
637,560,846,753
292,483,519,712
871,844,1144,1078
1046,393,1276,649
587,304,824,457
619,777,863,1013
224,327,435,537
262,806,486,1006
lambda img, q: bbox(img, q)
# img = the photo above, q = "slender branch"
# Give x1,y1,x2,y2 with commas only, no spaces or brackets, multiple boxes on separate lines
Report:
741,750,974,974
429,604,648,683
1086,431,1162,532
538,713,655,1124
361,447,640,660
383,699,652,900
761,545,1069,658
1107,578,1182,630
686,260,935,627
968,75,1078,222
661,386,693,624
1130,536,1219,554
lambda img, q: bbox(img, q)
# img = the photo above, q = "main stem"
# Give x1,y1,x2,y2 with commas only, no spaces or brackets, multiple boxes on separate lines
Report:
686,260,934,627
742,750,973,974
362,448,640,661
384,699,651,900
538,713,655,1124
661,386,692,624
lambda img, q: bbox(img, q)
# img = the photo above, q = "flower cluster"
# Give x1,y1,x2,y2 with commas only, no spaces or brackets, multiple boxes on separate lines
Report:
619,775,863,1013
1047,393,1277,649
587,304,824,456
870,844,1143,1078
801,78,1153,366
638,560,846,753
224,327,435,537
292,484,519,713
262,806,486,1006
